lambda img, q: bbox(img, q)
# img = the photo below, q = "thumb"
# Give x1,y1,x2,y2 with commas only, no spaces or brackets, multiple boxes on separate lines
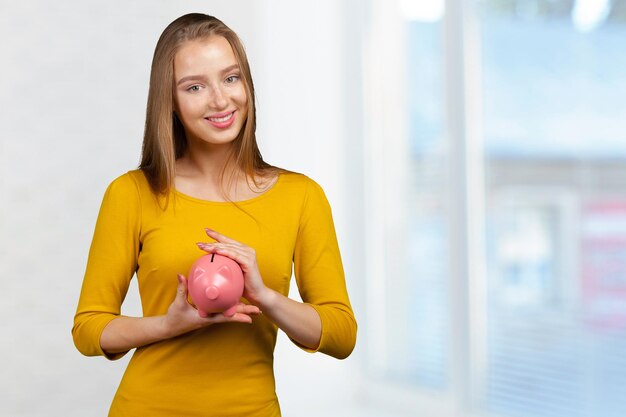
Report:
176,274,189,300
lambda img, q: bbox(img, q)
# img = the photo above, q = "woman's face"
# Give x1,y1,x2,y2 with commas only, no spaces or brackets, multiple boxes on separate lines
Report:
173,36,248,147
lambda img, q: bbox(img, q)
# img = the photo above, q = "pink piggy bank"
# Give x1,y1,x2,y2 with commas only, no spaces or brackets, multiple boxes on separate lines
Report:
187,253,244,318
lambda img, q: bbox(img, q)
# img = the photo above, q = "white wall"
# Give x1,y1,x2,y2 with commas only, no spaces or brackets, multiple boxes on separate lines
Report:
0,1,371,416
253,1,371,415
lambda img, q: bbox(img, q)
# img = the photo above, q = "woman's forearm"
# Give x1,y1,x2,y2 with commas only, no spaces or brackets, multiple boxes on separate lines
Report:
255,289,322,350
100,292,322,355
100,315,170,355
99,274,262,355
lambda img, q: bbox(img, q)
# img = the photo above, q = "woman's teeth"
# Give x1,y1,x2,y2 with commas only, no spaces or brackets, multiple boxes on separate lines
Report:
208,112,233,122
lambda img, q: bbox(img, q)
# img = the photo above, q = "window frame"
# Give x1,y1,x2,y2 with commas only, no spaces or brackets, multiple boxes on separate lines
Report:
360,0,488,415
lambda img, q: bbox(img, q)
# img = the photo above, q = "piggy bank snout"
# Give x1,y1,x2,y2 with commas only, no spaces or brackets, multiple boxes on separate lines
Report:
205,286,219,300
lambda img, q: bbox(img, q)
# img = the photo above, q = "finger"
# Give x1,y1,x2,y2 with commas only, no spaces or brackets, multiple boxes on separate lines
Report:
196,241,223,249
196,242,215,253
244,307,262,315
229,313,254,324
204,228,241,246
197,242,246,254
196,242,246,260
235,303,262,315
195,242,238,253
207,312,254,324
203,245,250,267
177,274,188,295
198,240,258,266
175,274,190,306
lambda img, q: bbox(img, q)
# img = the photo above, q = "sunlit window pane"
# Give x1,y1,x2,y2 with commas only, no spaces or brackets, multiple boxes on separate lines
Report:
482,1,626,416
395,18,449,390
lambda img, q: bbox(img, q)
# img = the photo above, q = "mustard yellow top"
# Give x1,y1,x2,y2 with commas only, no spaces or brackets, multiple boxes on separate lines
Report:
72,169,357,417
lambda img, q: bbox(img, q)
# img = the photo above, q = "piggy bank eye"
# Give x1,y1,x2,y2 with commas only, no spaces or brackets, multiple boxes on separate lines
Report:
211,253,215,262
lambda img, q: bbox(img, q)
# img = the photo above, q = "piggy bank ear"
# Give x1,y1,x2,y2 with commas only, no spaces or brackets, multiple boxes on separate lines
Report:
193,266,206,280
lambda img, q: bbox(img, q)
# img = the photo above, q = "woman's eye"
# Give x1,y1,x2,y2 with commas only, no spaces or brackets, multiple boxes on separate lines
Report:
187,85,201,92
225,75,240,84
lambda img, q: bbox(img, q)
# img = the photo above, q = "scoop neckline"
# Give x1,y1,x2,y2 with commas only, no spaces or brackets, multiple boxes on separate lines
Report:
172,172,284,206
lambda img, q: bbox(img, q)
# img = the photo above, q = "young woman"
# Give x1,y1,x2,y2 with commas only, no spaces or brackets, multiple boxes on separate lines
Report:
71,12,357,417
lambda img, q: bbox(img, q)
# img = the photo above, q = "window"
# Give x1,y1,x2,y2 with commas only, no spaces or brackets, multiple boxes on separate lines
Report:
362,1,626,416
482,2,626,416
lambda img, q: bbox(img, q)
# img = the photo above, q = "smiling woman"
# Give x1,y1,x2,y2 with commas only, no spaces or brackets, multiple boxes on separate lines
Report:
173,37,247,144
137,13,275,204
71,13,357,417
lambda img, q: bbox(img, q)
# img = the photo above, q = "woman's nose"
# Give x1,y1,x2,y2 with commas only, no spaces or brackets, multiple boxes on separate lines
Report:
208,85,228,109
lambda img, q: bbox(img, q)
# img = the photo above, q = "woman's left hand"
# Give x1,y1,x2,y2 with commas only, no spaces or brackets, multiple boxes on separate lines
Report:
196,228,271,307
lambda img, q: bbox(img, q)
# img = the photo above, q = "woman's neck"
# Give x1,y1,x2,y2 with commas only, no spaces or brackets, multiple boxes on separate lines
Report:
175,141,255,201
181,140,236,179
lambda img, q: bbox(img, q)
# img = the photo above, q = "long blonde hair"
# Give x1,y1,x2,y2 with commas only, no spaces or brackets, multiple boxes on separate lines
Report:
139,13,279,205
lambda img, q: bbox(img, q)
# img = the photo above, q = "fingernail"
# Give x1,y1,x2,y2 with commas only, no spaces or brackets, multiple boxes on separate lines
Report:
205,228,214,234
177,274,183,283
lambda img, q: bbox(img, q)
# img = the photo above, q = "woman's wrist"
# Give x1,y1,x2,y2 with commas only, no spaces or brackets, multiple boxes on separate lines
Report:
159,311,202,339
246,288,322,349
249,287,277,311
158,314,177,339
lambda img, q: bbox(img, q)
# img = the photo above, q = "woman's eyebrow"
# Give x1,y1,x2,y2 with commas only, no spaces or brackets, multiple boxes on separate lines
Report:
220,64,240,74
177,75,206,85
176,65,241,86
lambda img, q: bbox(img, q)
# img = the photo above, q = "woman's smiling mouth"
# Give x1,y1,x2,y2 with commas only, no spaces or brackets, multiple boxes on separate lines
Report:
205,111,236,128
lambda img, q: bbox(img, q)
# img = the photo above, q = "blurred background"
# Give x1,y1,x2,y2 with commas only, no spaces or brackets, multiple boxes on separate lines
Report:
1,0,625,416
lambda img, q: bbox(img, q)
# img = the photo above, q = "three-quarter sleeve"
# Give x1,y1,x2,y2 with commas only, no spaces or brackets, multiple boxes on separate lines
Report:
72,173,141,360
292,179,357,359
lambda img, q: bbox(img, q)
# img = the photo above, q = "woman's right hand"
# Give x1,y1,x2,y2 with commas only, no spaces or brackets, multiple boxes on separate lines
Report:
161,274,262,338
